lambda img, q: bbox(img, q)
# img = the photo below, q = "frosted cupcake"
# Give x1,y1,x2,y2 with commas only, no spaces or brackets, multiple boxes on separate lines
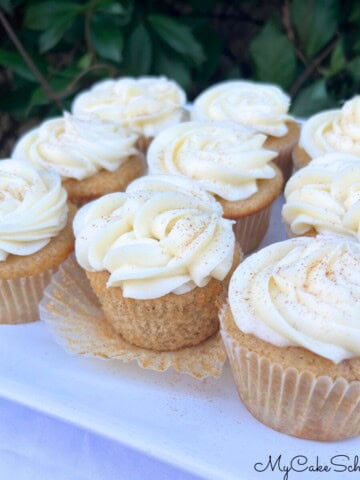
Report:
72,76,187,153
283,153,360,239
12,112,145,206
147,121,282,253
0,160,75,324
192,81,299,180
73,175,239,352
221,236,360,441
293,96,360,170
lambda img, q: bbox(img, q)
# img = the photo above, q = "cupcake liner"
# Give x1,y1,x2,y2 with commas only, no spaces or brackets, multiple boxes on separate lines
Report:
233,204,272,255
273,143,295,182
136,136,153,155
220,306,360,441
0,268,56,324
39,256,227,379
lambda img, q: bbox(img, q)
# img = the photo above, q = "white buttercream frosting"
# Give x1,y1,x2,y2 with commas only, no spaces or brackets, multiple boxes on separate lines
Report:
192,81,293,137
229,236,360,363
74,175,235,299
72,76,186,137
0,160,68,261
147,121,277,201
299,96,360,158
283,153,360,239
12,113,139,180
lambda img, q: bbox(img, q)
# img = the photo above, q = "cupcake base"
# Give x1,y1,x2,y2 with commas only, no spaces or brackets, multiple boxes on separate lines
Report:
220,304,360,441
40,256,227,379
63,154,146,206
219,164,283,254
265,122,300,182
292,145,312,171
0,203,76,324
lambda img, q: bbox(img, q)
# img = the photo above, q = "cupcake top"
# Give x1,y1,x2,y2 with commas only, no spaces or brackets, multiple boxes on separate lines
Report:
72,76,186,137
191,80,293,137
147,121,277,201
299,96,360,158
283,153,360,239
12,112,139,181
0,160,68,261
229,236,360,363
74,175,235,299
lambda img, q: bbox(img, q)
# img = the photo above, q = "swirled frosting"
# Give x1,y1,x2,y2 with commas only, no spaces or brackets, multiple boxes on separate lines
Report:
147,121,277,201
229,236,360,363
72,76,186,137
74,175,235,299
12,113,139,180
300,96,360,158
283,154,360,238
192,81,293,137
0,160,68,261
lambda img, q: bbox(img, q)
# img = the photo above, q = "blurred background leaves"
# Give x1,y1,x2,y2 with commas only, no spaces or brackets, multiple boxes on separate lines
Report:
0,0,359,154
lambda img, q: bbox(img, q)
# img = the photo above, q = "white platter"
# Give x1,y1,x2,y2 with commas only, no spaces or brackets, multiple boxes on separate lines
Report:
0,197,359,480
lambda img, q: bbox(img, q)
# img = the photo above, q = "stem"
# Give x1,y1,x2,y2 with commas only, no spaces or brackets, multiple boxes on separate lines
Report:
0,11,64,110
290,36,338,96
282,0,307,65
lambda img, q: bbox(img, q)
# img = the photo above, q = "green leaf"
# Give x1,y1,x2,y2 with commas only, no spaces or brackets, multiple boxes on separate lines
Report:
348,57,360,82
91,15,123,62
78,53,93,69
291,80,334,117
0,0,13,14
95,0,133,24
290,0,339,58
329,40,346,75
0,49,35,81
148,15,205,66
193,25,222,81
0,84,34,118
153,49,191,90
124,24,152,75
249,21,296,89
350,2,360,23
25,1,81,31
39,17,74,52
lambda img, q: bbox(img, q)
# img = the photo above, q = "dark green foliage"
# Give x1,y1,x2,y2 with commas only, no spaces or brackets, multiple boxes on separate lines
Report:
0,0,359,123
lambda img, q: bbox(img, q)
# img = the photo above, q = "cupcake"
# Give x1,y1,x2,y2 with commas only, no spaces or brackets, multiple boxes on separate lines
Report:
191,80,300,180
0,160,75,324
72,76,187,153
283,153,360,240
73,175,239,352
293,95,360,170
12,112,145,206
147,121,283,253
221,236,360,441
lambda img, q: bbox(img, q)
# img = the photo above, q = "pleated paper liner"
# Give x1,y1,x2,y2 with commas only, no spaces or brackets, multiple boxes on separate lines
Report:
273,142,295,183
39,255,227,379
0,268,56,324
233,204,272,255
220,304,360,441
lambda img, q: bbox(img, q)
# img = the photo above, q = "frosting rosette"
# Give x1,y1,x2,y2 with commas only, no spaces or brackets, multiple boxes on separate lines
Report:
229,236,360,363
300,96,360,158
192,81,293,137
74,175,235,299
72,76,186,137
147,121,277,201
12,113,139,180
0,160,68,261
283,154,360,238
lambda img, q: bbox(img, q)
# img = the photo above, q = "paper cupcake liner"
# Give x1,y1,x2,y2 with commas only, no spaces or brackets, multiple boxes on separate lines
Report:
273,143,295,183
233,204,272,255
0,268,56,324
136,136,153,155
220,308,360,441
39,256,227,379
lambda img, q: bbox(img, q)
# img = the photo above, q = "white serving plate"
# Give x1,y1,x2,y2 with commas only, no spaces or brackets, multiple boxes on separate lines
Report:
0,197,358,480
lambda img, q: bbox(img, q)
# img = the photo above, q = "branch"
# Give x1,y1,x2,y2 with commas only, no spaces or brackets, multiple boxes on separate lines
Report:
0,10,64,110
290,36,338,96
282,0,307,65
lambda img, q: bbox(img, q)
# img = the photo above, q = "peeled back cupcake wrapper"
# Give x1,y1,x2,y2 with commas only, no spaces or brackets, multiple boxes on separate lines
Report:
0,268,56,324
39,256,227,379
220,307,360,441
